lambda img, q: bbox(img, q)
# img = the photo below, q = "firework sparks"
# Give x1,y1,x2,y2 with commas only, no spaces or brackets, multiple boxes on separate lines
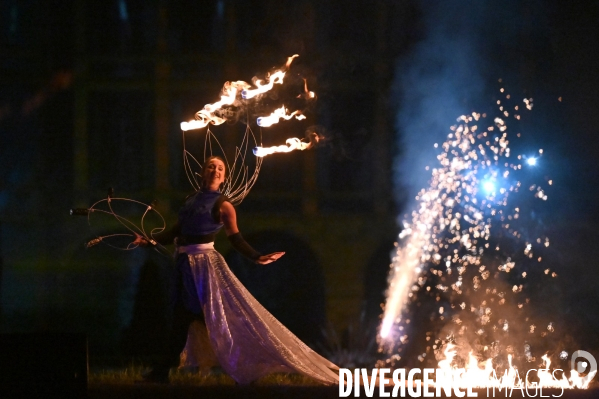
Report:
377,91,590,388
380,109,537,345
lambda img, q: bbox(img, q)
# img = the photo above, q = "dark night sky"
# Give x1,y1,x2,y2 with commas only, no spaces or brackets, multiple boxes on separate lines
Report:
529,1,599,219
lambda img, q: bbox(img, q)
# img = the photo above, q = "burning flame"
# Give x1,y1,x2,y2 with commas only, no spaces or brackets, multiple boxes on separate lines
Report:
253,137,309,157
181,81,250,131
242,70,286,100
434,344,596,389
180,55,306,131
299,78,316,99
241,54,301,100
256,106,306,127
253,131,320,158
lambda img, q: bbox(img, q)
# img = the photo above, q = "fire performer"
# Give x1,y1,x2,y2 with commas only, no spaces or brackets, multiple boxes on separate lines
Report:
138,156,339,385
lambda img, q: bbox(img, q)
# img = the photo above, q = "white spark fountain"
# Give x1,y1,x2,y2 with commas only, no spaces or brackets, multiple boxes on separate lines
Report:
377,94,592,388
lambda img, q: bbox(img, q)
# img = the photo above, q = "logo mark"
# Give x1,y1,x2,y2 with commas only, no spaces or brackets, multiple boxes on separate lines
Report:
571,350,597,379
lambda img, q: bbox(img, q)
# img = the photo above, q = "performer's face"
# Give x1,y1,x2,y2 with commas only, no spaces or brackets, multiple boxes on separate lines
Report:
203,158,226,189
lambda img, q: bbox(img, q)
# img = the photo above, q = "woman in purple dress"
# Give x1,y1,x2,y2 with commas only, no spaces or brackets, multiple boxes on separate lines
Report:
140,156,339,385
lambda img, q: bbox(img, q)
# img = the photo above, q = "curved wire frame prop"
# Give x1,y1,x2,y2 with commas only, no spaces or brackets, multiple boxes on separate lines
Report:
182,123,263,206
74,55,314,254
80,195,171,257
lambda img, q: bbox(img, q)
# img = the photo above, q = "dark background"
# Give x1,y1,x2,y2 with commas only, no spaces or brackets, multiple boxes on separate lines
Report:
1,0,598,367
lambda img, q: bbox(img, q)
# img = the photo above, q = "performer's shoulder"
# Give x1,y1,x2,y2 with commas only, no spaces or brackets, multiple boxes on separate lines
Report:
215,193,232,209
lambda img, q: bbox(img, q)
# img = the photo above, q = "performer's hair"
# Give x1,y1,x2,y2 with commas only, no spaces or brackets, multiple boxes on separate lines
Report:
201,156,228,190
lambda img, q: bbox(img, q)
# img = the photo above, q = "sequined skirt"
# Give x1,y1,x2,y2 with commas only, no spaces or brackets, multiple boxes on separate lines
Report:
177,244,339,385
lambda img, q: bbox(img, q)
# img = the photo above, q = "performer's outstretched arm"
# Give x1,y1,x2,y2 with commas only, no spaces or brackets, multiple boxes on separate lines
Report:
133,222,180,247
154,222,181,246
220,201,284,264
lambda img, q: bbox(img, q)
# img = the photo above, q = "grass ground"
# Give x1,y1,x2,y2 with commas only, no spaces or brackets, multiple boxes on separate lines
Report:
88,364,320,386
86,367,599,399
88,366,339,399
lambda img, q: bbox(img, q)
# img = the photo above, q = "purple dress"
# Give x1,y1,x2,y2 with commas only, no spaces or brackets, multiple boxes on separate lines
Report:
176,190,339,385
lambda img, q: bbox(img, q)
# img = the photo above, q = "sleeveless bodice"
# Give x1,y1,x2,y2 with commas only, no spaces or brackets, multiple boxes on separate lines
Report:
179,190,224,236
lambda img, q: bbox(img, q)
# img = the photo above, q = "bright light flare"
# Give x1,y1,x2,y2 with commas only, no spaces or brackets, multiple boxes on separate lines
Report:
482,180,496,192
527,157,537,166
379,318,394,339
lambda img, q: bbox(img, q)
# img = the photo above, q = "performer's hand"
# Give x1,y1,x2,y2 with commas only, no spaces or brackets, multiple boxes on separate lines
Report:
256,252,285,265
133,233,150,247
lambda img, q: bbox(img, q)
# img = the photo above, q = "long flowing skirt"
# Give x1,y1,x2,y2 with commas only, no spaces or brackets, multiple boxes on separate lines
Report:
178,244,339,385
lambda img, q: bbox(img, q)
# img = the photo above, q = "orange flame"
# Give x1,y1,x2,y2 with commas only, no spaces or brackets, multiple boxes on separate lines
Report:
435,344,595,389
242,54,298,99
242,71,286,100
180,55,302,131
285,54,299,68
297,78,315,100
253,131,319,157
181,81,250,131
253,137,310,157
256,106,306,127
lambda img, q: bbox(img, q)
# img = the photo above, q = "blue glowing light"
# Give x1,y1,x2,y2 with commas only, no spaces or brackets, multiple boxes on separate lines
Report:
527,157,537,166
483,180,495,192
